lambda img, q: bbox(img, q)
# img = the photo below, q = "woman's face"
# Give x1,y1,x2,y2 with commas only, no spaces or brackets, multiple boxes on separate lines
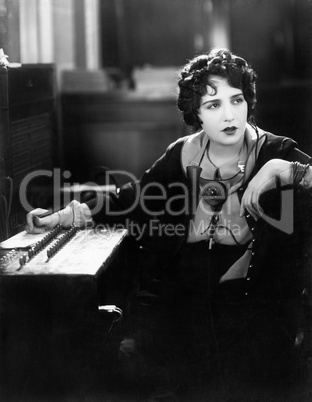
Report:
198,76,248,148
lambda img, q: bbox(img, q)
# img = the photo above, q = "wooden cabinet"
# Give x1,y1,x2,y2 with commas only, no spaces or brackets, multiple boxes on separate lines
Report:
61,92,186,184
0,229,128,399
0,64,57,240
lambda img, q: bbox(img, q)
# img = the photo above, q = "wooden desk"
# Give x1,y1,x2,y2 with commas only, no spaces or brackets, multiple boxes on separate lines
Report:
0,228,128,399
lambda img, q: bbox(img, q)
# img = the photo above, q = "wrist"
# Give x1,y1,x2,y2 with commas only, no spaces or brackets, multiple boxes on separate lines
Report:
302,166,312,188
56,206,74,228
291,161,311,187
49,212,61,227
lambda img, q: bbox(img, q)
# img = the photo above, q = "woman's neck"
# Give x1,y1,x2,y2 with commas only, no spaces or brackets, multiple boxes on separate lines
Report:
208,139,244,167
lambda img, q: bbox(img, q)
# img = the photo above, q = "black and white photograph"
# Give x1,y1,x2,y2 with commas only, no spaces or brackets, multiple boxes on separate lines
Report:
0,1,312,401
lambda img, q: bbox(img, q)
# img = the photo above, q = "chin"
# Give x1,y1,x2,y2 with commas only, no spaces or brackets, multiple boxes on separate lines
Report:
221,137,242,146
224,133,244,144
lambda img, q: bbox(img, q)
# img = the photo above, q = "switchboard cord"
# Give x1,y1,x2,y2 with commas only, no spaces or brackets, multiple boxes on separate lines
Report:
0,176,13,239
98,305,123,340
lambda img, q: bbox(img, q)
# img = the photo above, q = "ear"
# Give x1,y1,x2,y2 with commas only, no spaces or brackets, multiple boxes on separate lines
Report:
197,115,203,127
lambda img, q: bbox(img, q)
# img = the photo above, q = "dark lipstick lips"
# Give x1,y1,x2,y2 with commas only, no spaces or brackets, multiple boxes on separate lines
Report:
223,126,237,134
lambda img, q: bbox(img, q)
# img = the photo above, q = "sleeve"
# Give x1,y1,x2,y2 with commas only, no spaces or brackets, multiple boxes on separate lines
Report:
284,146,312,164
57,200,93,228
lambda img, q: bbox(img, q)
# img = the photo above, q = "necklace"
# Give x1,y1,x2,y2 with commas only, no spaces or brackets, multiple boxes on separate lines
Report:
207,146,241,169
199,142,247,248
201,141,246,183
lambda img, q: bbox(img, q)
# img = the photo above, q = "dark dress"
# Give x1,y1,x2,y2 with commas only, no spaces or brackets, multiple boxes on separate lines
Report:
91,129,312,396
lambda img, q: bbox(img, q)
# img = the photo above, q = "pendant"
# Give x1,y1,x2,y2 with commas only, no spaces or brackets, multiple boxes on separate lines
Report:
201,181,227,207
201,210,220,248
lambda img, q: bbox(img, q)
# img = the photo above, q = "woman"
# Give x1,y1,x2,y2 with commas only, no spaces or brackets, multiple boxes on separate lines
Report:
27,48,312,397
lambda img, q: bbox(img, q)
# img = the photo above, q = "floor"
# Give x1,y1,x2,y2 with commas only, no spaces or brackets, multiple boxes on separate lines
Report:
2,374,311,402
1,300,311,402
1,336,311,402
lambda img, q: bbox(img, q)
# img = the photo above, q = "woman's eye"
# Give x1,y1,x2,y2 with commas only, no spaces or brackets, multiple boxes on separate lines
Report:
234,97,244,104
207,103,219,109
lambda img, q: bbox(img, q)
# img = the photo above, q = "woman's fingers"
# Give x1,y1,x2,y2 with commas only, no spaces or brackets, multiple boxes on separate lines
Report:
26,208,49,233
240,188,263,220
25,209,57,233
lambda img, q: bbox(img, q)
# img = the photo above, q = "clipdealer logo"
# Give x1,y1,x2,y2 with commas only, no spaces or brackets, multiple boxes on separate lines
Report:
19,168,295,235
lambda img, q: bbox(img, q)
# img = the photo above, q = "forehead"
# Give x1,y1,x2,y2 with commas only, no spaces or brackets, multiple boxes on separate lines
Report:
205,75,242,97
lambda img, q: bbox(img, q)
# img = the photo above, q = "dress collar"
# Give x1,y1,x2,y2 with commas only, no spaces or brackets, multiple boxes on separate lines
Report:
182,124,266,185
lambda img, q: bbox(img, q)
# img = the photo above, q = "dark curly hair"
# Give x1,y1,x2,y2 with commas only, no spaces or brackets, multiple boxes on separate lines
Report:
177,48,258,131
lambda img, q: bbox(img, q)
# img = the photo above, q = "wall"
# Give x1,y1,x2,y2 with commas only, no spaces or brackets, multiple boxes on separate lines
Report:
100,0,231,72
229,0,312,81
228,0,312,153
0,0,101,86
1,0,312,168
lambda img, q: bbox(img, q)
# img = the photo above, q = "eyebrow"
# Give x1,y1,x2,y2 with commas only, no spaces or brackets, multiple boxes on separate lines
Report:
202,92,243,106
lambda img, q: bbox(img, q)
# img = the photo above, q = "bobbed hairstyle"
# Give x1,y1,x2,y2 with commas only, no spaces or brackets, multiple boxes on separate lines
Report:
177,48,258,131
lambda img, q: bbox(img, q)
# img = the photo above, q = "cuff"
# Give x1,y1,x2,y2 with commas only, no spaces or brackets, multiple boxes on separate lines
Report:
57,200,93,228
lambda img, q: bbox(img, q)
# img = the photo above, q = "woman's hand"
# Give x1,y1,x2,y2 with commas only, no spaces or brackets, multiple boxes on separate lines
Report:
240,159,291,220
25,208,60,234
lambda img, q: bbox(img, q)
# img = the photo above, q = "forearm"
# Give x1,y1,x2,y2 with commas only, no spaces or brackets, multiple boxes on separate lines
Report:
267,159,312,188
240,158,312,219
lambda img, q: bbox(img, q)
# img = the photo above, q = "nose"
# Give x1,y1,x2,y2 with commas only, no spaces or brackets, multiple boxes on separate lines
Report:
223,103,234,123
